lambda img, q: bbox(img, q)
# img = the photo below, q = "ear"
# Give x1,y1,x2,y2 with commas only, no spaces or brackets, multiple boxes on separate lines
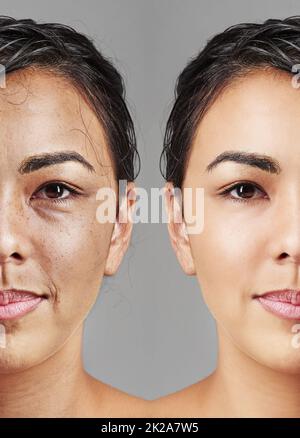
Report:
164,182,196,275
104,181,136,276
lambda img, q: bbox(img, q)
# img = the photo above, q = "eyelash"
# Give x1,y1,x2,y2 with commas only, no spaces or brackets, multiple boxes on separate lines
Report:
219,181,268,204
31,181,81,205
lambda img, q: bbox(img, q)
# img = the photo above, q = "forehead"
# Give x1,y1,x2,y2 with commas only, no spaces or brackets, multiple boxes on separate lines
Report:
0,68,110,172
189,69,300,173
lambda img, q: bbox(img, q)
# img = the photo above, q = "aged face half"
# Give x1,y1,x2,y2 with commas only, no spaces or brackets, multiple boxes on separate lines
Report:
0,68,134,372
166,68,300,373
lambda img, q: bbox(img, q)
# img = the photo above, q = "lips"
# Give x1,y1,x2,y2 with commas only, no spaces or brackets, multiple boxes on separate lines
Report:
0,289,46,320
254,289,300,320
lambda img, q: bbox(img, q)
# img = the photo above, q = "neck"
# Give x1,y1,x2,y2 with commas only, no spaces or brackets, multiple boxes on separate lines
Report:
0,325,93,418
206,326,300,417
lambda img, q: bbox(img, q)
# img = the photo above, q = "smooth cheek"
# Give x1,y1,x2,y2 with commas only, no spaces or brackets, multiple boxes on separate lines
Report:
189,206,300,370
188,201,260,321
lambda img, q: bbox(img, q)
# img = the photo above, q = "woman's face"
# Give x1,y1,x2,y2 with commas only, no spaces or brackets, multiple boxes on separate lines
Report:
168,69,300,373
0,69,132,372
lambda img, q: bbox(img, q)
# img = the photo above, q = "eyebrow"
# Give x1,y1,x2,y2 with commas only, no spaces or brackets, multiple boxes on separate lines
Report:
205,150,282,175
18,151,96,174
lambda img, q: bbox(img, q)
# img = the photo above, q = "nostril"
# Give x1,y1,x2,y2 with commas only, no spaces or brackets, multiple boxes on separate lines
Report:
11,252,22,261
279,252,289,260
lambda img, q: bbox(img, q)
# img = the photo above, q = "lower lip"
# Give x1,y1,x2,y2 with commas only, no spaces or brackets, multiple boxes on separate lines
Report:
256,297,300,320
0,297,44,320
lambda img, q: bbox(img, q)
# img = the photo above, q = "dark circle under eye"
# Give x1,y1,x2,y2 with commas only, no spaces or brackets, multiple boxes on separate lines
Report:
43,183,65,199
235,183,257,198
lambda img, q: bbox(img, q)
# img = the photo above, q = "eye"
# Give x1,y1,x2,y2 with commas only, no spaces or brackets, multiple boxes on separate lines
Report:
31,182,81,205
219,181,268,204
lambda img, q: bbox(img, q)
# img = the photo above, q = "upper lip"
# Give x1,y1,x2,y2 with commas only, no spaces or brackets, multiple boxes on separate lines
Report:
0,289,47,305
253,288,300,305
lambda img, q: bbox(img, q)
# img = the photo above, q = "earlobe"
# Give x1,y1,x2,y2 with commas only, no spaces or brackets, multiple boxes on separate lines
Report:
164,182,196,276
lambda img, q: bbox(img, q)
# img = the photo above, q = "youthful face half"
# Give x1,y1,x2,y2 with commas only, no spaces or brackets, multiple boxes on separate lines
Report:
0,69,133,372
168,69,300,373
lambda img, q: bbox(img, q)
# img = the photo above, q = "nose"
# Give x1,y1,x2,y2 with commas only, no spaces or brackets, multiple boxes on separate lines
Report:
270,192,300,266
0,194,31,265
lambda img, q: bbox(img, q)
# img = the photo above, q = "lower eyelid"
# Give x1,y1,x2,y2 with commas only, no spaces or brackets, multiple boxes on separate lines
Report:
37,191,78,201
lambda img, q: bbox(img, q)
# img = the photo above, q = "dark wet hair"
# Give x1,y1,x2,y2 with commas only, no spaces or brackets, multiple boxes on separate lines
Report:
0,15,140,181
160,15,300,188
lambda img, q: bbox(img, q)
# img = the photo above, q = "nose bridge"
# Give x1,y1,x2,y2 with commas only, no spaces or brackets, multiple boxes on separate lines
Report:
272,185,300,263
0,185,29,263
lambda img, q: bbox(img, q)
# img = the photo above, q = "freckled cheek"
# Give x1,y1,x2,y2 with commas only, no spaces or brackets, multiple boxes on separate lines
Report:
37,221,112,302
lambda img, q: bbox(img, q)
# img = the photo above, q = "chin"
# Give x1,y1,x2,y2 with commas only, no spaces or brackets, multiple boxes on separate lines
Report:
0,351,31,374
270,353,300,375
0,339,48,374
246,345,300,375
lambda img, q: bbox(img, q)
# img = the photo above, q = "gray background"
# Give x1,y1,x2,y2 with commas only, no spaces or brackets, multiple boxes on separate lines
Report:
2,0,300,400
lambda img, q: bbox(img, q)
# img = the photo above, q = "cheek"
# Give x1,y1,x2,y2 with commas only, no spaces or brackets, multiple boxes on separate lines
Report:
34,215,114,316
189,213,261,318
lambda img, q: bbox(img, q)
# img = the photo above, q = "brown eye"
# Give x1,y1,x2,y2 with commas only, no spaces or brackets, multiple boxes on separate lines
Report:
220,182,267,204
41,183,68,199
232,183,257,199
32,182,80,204
36,183,71,200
